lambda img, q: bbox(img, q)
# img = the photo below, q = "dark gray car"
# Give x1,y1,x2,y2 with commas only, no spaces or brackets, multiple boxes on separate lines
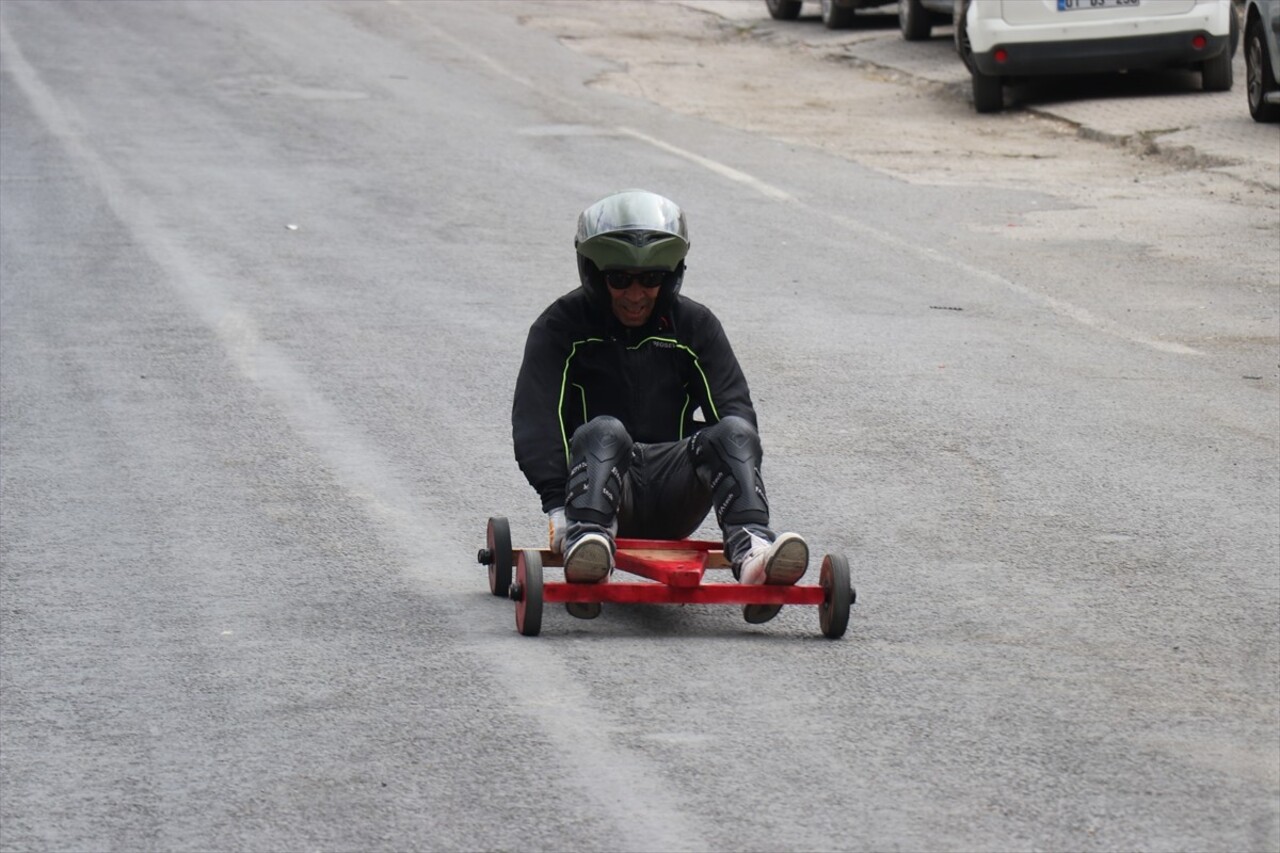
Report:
1244,0,1280,120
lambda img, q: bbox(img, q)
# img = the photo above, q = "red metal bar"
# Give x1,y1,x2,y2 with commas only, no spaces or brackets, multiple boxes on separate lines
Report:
542,581,826,606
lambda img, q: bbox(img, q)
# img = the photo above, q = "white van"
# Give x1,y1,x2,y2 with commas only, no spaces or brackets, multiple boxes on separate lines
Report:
955,0,1238,112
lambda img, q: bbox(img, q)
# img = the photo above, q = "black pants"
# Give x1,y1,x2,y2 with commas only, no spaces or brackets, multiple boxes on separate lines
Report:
617,439,713,540
565,416,774,563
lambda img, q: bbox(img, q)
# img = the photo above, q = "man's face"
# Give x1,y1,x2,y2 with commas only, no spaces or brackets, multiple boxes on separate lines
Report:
605,270,665,327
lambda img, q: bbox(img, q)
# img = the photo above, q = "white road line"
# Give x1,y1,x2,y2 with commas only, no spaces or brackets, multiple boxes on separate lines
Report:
1,17,710,853
619,126,796,202
391,3,1201,357
614,127,1201,356
815,209,1204,357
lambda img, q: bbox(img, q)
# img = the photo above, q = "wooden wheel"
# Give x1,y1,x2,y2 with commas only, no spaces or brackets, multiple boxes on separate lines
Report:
514,549,543,637
485,516,512,597
819,553,853,639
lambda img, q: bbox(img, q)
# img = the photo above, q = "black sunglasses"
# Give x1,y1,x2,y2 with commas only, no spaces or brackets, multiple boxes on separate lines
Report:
604,270,666,290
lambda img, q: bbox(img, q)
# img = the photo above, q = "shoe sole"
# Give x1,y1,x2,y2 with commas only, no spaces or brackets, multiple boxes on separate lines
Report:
764,534,809,585
743,603,782,624
566,602,602,620
564,537,611,584
743,535,808,624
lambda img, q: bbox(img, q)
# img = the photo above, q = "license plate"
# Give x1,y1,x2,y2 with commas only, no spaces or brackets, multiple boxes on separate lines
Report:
1057,0,1140,10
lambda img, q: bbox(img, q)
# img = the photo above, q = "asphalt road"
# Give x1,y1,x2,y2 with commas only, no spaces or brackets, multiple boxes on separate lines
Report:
1,2,1277,851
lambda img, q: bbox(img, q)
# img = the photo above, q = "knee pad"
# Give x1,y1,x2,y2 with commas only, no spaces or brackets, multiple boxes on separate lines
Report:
565,416,633,526
689,415,769,528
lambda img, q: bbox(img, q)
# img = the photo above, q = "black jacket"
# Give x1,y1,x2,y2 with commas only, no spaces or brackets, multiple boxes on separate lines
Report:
512,288,757,512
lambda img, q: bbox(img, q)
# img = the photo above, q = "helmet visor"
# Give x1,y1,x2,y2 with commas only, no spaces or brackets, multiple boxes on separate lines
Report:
575,190,689,272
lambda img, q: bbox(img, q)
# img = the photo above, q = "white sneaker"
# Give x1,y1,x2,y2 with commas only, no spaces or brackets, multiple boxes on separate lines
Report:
563,532,612,619
738,532,808,624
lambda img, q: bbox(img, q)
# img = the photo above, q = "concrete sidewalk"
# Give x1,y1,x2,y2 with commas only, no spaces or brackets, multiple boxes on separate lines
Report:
677,0,1279,191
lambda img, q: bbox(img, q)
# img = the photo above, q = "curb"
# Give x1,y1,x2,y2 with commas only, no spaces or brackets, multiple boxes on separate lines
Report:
679,0,1278,191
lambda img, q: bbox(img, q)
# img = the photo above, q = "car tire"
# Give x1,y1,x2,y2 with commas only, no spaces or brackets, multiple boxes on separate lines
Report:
1246,18,1280,122
821,0,858,29
1202,9,1237,92
1202,46,1234,91
971,70,1003,113
765,0,803,21
954,0,977,72
955,1,1001,112
899,0,933,40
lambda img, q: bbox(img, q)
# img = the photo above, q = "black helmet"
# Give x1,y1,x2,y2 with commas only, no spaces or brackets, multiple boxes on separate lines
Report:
574,190,690,316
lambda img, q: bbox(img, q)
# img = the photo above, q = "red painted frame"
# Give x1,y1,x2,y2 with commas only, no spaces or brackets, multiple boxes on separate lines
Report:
526,538,826,606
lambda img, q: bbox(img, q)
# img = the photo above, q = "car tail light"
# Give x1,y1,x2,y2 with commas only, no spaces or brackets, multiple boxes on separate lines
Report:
994,48,1009,64
1191,34,1206,50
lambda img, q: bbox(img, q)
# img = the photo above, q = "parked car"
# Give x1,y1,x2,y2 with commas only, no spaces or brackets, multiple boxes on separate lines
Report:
765,0,895,29
1244,0,1280,120
898,0,954,40
954,0,1239,113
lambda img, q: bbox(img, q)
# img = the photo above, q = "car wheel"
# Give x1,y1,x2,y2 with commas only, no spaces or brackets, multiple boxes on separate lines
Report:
1230,2,1242,56
954,0,977,72
1246,18,1280,122
1202,9,1237,92
955,0,999,111
899,0,933,40
1202,47,1234,91
971,70,1003,113
821,0,857,29
765,0,803,21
